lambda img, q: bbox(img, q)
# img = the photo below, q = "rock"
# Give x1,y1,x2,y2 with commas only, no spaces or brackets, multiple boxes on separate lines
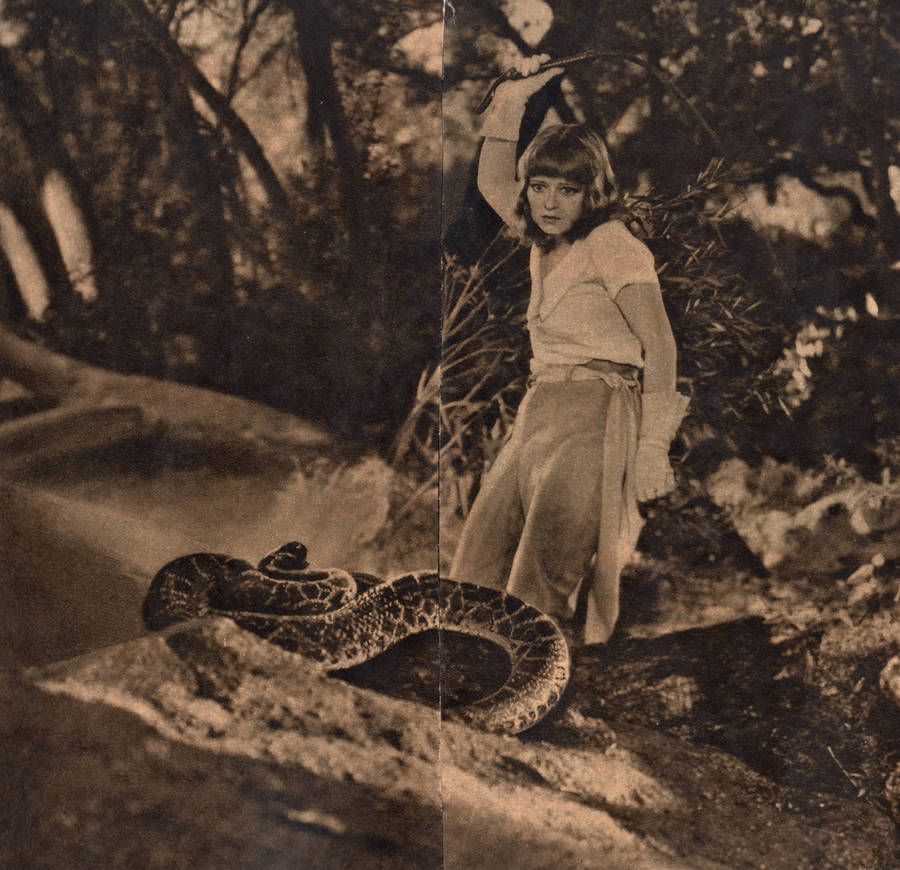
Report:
706,457,900,571
26,619,691,869
879,655,900,708
19,616,900,868
563,616,900,861
0,671,441,870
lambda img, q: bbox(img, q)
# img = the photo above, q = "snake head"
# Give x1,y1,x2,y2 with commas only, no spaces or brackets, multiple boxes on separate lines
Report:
257,541,309,575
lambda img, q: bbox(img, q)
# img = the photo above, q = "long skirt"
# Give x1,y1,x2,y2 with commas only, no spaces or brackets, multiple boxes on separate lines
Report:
449,373,643,645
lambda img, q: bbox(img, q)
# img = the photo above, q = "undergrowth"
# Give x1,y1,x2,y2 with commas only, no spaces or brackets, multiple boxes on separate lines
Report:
394,160,796,519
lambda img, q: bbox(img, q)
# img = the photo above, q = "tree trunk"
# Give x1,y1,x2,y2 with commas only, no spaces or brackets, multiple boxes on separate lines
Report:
106,0,296,233
286,0,369,257
0,57,81,314
0,321,336,471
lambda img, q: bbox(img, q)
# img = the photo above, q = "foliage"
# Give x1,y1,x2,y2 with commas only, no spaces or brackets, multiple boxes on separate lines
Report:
777,311,900,475
1,0,897,479
423,0,900,536
0,0,444,441
629,160,794,430
392,234,529,495
394,160,797,514
445,0,900,261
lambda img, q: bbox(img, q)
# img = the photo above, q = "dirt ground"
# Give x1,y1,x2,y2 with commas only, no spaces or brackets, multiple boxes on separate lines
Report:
3,434,900,868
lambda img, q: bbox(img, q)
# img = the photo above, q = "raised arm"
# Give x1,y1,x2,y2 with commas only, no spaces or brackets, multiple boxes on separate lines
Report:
476,56,564,228
477,139,520,228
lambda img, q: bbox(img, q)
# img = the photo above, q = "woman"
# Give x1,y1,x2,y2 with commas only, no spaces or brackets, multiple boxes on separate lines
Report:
450,56,688,646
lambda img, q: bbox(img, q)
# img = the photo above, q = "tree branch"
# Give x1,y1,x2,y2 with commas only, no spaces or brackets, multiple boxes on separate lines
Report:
224,0,273,101
106,0,296,228
0,321,336,466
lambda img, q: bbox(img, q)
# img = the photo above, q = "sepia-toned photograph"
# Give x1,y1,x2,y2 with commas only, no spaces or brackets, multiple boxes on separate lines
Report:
1,0,898,867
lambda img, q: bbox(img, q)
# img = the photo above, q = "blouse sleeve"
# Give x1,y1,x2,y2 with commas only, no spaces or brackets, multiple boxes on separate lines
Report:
617,282,677,394
586,220,658,297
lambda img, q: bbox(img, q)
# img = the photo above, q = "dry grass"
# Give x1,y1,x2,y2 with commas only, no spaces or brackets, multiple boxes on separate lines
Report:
394,161,795,516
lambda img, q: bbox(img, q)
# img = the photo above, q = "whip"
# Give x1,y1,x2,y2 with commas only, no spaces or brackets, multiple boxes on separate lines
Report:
476,49,721,151
475,51,597,114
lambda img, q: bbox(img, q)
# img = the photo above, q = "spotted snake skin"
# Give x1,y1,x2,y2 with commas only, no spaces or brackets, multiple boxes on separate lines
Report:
142,542,571,734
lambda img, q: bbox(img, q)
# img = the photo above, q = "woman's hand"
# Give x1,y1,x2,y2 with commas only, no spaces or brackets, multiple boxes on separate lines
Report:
515,53,551,77
494,54,565,104
480,54,564,141
633,390,689,502
634,442,676,503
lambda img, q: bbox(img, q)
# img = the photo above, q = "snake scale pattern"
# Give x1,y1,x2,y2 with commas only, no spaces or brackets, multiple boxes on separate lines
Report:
142,542,571,734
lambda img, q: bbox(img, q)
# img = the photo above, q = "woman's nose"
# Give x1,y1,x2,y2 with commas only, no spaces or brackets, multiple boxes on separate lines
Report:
544,189,558,208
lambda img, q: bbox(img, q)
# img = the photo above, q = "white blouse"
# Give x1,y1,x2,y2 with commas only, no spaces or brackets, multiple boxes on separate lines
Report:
526,220,657,373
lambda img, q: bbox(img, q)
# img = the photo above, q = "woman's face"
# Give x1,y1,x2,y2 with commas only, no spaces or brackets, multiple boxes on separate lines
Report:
526,176,585,236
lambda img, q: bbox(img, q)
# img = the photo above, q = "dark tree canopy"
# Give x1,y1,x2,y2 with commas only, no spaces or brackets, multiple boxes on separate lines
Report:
0,0,896,467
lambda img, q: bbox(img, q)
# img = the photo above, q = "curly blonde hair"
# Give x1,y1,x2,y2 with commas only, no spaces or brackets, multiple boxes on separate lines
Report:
514,124,621,249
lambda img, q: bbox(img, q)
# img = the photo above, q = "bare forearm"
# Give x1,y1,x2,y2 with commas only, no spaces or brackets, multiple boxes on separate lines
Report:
475,59,564,229
477,138,520,228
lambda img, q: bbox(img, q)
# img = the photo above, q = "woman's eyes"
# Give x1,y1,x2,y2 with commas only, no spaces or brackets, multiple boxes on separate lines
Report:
529,183,581,196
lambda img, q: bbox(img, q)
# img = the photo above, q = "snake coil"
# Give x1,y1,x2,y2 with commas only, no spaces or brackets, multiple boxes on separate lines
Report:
143,542,570,734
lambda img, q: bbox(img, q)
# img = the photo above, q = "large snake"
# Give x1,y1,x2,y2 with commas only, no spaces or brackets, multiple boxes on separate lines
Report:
142,542,571,734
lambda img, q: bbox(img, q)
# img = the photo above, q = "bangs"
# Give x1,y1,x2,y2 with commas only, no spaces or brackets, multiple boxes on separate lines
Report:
524,143,594,187
514,123,621,250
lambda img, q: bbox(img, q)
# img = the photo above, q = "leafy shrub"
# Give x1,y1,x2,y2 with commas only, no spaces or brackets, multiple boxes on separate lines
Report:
394,161,796,516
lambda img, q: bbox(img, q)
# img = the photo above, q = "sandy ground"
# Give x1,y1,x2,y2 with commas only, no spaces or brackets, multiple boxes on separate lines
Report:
2,433,899,868
1,673,442,869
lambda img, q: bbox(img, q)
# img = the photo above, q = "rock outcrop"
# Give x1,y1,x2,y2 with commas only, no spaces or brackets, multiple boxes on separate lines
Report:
12,614,898,869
